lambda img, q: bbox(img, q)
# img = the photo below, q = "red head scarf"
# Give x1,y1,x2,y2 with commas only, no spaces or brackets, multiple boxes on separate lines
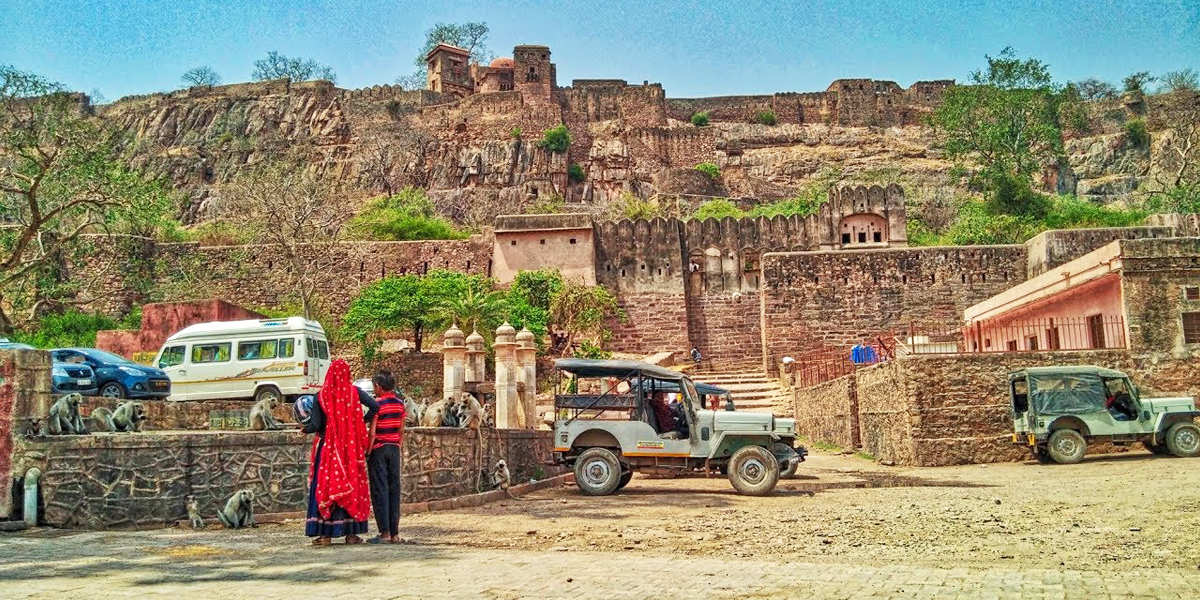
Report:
312,359,371,521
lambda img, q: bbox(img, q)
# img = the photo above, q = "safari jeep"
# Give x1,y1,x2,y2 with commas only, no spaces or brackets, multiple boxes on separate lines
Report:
552,358,806,496
1009,366,1200,464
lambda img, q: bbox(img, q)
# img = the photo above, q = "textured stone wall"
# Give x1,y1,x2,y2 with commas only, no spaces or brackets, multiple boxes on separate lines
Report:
1025,226,1174,277
791,374,857,450
12,428,559,529
75,233,494,319
760,245,1028,373
606,292,690,356
687,292,762,370
1120,237,1200,357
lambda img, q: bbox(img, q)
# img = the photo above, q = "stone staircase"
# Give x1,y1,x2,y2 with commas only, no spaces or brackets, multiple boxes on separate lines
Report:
690,367,792,416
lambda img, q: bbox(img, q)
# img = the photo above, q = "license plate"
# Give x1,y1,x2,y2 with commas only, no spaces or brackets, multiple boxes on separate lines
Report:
77,378,92,386
152,381,169,389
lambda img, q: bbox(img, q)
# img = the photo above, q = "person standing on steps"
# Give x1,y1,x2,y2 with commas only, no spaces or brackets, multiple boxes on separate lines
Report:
690,347,702,366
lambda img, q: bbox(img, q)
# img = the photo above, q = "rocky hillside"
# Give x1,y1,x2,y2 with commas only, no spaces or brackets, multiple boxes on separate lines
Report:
96,80,1199,224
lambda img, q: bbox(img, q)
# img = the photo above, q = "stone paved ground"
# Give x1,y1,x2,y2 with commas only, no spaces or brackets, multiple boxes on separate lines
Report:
2,452,1199,599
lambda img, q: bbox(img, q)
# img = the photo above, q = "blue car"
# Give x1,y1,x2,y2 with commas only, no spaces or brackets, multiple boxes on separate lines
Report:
51,348,171,400
0,340,99,396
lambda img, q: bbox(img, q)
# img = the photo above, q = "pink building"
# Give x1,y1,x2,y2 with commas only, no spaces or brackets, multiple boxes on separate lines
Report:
962,241,1131,353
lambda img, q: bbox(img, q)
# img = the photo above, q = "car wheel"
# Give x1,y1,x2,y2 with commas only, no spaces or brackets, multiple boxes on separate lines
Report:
616,470,633,491
100,382,126,399
727,445,780,496
773,442,799,478
1165,422,1200,457
254,386,282,405
1047,429,1086,464
573,448,622,496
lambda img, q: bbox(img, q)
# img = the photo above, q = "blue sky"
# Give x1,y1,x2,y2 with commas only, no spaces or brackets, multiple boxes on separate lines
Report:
2,0,1197,100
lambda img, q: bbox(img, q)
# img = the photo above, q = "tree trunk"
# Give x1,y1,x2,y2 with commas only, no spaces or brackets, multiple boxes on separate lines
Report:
414,323,423,352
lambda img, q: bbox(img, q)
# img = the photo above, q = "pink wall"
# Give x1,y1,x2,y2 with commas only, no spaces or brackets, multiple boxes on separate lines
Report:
96,300,266,361
839,214,888,246
971,275,1126,351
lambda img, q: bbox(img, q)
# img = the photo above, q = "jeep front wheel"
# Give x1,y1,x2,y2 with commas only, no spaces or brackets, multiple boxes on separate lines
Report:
574,448,622,496
728,445,780,496
1047,429,1087,464
1165,422,1200,457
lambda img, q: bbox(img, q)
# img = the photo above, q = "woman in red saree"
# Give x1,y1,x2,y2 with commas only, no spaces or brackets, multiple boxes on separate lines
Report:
304,359,378,546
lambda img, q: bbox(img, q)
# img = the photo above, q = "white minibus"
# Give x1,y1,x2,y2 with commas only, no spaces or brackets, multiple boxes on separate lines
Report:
154,317,332,403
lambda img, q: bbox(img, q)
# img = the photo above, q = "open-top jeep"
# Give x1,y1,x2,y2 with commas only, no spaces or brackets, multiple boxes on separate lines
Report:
552,358,805,496
1009,365,1200,464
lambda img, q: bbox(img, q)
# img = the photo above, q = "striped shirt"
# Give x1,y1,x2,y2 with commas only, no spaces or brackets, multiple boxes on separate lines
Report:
372,392,406,449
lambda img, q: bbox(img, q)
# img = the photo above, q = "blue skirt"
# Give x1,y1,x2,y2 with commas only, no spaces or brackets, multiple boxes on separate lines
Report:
305,434,369,538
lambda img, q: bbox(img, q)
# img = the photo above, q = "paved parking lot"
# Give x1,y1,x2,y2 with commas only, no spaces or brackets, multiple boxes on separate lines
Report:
2,451,1198,599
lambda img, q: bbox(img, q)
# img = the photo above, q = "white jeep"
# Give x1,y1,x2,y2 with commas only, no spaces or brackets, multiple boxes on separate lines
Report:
552,358,805,496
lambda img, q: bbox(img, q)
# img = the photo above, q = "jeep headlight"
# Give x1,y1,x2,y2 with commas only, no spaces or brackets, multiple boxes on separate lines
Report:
118,366,145,377
52,366,67,377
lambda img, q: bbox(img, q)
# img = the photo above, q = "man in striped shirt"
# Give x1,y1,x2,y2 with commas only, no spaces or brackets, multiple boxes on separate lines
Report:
366,369,405,544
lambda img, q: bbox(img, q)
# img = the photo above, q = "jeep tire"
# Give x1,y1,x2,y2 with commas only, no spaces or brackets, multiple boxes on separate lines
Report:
728,445,780,496
1165,422,1200,458
774,442,799,478
574,448,622,496
1047,429,1087,464
616,470,633,490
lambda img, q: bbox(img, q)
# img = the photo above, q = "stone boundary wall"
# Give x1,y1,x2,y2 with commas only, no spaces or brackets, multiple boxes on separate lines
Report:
11,428,559,529
606,292,690,356
760,245,1028,374
687,292,762,370
791,374,857,450
803,350,1200,467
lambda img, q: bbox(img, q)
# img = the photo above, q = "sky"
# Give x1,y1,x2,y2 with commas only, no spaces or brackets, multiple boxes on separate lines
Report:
2,0,1197,101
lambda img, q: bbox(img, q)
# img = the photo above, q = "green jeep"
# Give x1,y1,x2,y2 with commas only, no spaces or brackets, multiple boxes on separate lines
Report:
552,359,805,496
1009,366,1200,464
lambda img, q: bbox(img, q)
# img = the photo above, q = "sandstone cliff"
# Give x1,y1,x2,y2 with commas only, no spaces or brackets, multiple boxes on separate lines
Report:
97,80,1198,223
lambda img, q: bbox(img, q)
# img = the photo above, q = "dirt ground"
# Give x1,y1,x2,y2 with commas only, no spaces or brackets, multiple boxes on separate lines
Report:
397,449,1200,571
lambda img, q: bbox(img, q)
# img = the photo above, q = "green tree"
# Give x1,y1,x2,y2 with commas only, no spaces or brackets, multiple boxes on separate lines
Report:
606,192,662,221
348,187,468,241
439,285,507,333
251,51,336,83
505,269,563,339
549,279,623,356
181,66,221,88
690,198,745,221
929,48,1080,213
690,111,710,127
537,125,571,153
343,275,441,354
694,162,720,179
753,110,777,125
1123,71,1154,94
0,66,177,333
568,163,586,183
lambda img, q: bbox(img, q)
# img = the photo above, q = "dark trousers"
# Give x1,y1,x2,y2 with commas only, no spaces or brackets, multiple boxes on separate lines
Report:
368,444,402,537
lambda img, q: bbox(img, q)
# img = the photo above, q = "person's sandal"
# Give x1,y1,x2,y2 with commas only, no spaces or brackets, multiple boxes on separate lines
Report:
311,536,331,547
345,535,364,545
367,535,390,544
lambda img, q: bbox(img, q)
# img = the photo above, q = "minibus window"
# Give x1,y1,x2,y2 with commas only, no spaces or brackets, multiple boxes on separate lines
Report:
159,345,185,369
278,338,295,358
238,340,278,361
192,343,231,364
317,340,330,359
306,338,317,358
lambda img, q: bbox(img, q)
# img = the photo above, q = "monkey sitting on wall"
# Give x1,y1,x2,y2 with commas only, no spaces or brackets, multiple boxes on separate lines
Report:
216,489,256,529
25,417,46,438
458,392,484,429
248,395,284,431
186,495,205,529
47,393,88,435
420,397,449,427
91,401,148,433
404,397,426,427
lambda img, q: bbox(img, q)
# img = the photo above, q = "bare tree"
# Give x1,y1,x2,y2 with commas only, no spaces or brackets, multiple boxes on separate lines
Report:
0,66,173,332
399,22,493,90
1074,78,1117,101
181,66,222,88
1159,69,1199,94
218,162,357,318
252,51,337,84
